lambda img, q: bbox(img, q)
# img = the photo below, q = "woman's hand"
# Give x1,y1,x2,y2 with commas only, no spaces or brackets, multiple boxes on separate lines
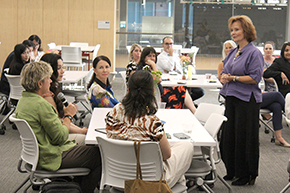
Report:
145,60,158,71
221,73,230,84
63,103,77,116
81,127,88,134
281,72,289,85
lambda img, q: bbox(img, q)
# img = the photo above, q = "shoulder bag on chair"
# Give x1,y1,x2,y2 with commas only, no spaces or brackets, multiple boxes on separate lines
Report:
124,141,172,193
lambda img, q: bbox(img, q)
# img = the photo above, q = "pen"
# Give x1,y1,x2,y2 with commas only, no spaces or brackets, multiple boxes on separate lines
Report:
95,128,106,134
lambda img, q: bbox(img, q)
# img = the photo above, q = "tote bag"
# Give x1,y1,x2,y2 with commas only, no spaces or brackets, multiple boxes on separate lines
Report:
124,141,172,193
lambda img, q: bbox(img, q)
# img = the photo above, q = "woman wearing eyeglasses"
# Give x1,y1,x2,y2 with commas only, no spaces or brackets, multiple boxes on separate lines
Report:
264,42,290,97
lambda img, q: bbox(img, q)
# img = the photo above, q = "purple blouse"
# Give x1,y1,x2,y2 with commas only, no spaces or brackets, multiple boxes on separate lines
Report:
220,42,263,103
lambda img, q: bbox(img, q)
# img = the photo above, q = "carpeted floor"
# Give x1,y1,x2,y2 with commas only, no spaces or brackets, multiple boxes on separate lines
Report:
1,76,290,193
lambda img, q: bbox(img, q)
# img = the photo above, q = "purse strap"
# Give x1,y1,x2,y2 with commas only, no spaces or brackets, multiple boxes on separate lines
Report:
134,141,142,179
134,141,165,190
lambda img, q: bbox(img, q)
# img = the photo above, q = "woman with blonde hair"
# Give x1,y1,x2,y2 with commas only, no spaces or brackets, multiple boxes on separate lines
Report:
217,40,237,80
125,44,142,82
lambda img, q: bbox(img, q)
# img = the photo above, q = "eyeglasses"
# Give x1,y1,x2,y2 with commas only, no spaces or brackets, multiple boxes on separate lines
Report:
164,43,173,45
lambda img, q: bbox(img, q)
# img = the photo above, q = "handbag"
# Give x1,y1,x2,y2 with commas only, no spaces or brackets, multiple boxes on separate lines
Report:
40,179,82,193
124,141,172,193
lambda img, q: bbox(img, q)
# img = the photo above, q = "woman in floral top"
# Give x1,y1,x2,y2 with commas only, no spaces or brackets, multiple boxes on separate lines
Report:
87,55,119,108
105,70,194,188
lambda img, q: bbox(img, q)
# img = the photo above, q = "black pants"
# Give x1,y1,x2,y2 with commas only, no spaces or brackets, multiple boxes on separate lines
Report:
61,145,102,193
220,95,260,178
189,87,204,101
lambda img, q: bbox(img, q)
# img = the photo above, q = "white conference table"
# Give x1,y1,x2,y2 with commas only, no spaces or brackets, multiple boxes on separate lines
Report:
155,47,196,55
85,108,216,147
55,45,95,52
161,74,222,89
60,71,90,84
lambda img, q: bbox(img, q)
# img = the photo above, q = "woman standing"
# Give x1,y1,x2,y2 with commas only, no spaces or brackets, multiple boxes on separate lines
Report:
125,44,142,82
220,15,263,185
264,42,290,97
87,55,119,108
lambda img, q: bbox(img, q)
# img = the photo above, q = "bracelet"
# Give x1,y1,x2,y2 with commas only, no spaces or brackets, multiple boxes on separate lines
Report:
233,76,239,82
64,115,73,121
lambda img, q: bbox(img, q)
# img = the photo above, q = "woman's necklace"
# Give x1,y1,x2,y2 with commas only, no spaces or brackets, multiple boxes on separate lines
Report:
233,50,241,61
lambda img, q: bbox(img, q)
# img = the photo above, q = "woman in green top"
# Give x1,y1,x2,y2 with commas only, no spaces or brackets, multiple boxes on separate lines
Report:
15,61,101,193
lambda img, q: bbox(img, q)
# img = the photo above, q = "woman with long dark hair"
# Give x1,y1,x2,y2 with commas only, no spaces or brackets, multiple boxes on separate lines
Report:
137,46,196,113
9,44,30,75
264,42,290,97
28,34,44,62
87,55,119,108
41,53,87,144
105,70,193,188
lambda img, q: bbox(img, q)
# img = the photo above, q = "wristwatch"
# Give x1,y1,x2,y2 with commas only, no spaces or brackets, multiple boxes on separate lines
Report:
234,76,239,82
64,115,73,121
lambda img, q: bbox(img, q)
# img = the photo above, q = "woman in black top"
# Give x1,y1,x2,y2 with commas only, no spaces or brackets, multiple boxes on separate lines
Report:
264,42,290,97
9,44,30,75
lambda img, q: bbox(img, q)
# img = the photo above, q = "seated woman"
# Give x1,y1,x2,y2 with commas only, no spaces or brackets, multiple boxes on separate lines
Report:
217,40,237,81
137,46,196,114
125,43,142,82
28,34,44,62
9,44,31,75
264,42,290,97
105,70,194,188
263,41,276,92
87,55,119,108
15,61,102,193
261,91,290,147
40,53,87,144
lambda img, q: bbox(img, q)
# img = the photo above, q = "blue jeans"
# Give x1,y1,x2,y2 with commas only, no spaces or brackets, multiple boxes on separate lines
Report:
261,91,285,131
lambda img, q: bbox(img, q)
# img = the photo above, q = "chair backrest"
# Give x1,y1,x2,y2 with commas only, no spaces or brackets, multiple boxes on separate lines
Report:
260,77,279,92
190,46,199,66
61,46,82,65
9,114,39,172
5,73,25,101
126,45,131,54
119,70,127,97
47,42,56,50
92,44,101,61
273,78,279,91
258,78,266,92
204,113,227,139
195,103,225,125
69,42,88,47
85,68,94,87
285,93,290,120
97,137,163,189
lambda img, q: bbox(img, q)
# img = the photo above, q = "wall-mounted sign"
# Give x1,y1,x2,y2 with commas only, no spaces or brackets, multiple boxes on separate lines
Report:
98,21,110,29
